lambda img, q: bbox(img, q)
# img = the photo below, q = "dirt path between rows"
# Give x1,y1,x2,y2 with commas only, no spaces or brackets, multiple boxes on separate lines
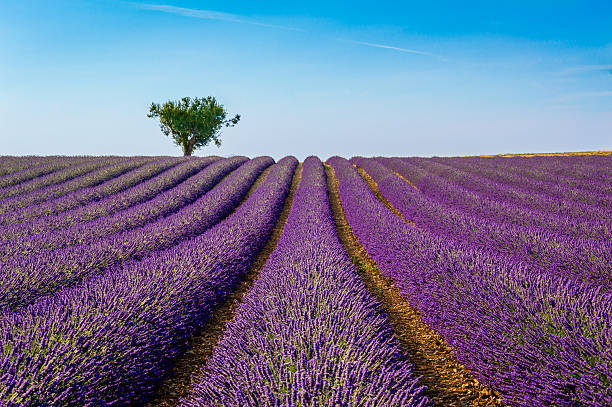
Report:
146,163,302,407
392,170,420,190
354,166,413,224
325,163,503,407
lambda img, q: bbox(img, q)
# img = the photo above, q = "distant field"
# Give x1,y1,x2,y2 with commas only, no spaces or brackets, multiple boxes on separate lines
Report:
0,154,610,406
478,150,612,157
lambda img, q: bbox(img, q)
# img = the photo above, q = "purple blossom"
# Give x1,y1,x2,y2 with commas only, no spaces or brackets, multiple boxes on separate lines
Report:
181,156,428,407
329,156,611,407
0,157,297,405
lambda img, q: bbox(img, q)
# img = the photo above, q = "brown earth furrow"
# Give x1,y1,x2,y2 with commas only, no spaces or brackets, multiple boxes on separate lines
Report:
147,162,302,407
325,163,503,407
243,165,273,201
353,165,413,225
393,170,420,191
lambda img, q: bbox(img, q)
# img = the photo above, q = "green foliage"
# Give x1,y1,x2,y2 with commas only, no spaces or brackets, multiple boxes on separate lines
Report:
148,96,240,156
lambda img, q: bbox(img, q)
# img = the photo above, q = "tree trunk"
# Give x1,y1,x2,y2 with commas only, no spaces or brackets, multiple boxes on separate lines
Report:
183,136,197,157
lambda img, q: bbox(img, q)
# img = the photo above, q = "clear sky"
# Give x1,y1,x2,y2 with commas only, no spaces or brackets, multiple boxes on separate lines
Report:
1,1,611,159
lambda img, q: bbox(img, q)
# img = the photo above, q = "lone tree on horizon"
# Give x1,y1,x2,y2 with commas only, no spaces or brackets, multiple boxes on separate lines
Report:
148,96,240,156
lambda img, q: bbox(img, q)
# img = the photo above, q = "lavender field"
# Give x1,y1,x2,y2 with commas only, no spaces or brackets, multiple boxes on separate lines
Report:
0,154,610,406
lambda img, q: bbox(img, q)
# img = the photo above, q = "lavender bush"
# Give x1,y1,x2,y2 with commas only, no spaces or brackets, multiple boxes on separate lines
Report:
329,156,611,407
0,157,297,405
0,157,271,310
181,156,428,407
0,156,219,244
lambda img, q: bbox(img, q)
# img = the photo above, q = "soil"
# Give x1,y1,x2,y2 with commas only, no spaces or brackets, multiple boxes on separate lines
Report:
354,166,413,224
392,170,420,190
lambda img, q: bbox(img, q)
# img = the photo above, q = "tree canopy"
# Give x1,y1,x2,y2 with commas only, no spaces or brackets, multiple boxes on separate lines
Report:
148,96,240,156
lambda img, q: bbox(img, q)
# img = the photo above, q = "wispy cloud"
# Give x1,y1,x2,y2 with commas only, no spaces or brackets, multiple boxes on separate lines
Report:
129,3,303,31
558,64,612,75
130,3,446,61
551,91,612,103
340,39,446,60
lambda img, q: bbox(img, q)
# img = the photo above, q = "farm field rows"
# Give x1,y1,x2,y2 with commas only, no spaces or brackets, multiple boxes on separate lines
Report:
0,154,610,406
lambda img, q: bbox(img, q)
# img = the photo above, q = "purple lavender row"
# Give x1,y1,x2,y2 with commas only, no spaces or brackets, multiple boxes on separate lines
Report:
382,157,608,240
437,156,612,208
404,158,609,217
0,157,33,175
329,156,612,406
0,156,93,188
416,156,611,219
444,155,612,189
0,156,183,227
385,157,610,240
516,155,609,181
0,157,152,210
0,157,297,406
0,156,100,194
439,155,612,228
0,156,220,245
181,156,428,407
371,159,611,285
0,157,128,203
0,157,58,177
0,156,270,310
0,157,153,215
469,157,612,204
441,155,612,191
439,155,612,186
356,158,611,286
418,156,612,219
0,156,240,259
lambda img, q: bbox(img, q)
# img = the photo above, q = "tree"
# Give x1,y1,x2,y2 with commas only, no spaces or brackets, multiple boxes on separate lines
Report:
148,96,240,156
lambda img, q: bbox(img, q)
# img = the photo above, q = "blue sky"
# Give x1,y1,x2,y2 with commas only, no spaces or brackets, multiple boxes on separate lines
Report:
1,0,611,159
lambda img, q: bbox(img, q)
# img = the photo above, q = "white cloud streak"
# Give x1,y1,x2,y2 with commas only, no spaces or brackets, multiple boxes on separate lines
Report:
339,39,446,60
129,3,303,31
130,3,445,59
558,64,612,75
551,91,612,103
